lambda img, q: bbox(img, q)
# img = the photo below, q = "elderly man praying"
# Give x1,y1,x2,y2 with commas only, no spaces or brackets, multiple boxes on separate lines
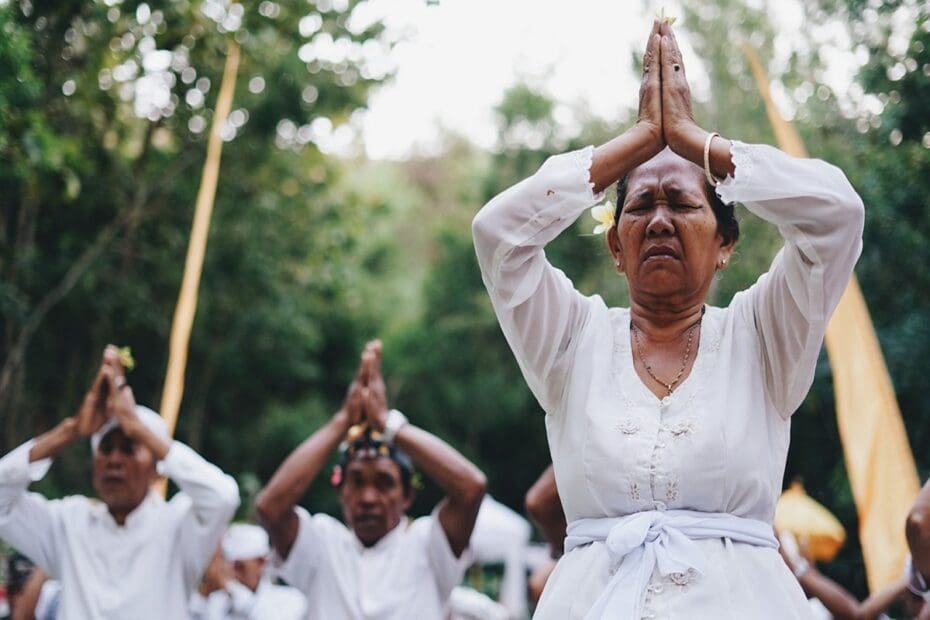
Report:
0,346,240,619
256,340,487,619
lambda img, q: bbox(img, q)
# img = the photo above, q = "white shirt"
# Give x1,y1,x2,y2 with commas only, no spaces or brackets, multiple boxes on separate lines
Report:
0,439,240,620
472,142,864,619
190,578,307,620
276,507,468,619
36,579,62,620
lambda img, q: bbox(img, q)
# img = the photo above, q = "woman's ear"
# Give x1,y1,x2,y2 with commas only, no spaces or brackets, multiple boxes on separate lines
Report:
717,239,735,270
607,226,624,273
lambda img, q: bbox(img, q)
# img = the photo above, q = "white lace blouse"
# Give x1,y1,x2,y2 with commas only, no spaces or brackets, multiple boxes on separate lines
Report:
472,142,864,619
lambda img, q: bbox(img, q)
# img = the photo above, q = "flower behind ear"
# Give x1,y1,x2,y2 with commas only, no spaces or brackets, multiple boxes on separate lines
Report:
590,200,616,235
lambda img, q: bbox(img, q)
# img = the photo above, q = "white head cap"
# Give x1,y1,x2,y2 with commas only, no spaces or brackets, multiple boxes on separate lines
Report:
90,405,170,454
222,524,270,562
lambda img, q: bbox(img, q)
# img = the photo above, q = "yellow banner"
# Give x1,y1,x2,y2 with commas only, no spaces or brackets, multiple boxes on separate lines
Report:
742,43,919,592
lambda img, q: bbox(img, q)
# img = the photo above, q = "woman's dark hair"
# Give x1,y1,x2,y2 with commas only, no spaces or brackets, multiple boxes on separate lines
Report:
614,173,740,246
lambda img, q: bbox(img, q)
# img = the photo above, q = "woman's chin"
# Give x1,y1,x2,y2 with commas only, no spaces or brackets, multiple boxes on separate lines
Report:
631,276,686,296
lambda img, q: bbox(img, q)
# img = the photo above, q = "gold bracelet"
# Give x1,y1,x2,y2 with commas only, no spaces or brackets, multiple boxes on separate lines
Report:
703,131,722,187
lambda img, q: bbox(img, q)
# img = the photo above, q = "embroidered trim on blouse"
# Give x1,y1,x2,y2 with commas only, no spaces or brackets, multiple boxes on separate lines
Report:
573,145,597,197
616,418,642,435
663,419,696,438
720,139,753,190
666,568,699,589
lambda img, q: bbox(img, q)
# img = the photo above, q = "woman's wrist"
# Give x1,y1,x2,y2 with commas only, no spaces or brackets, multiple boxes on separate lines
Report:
592,124,664,192
630,120,664,155
667,124,735,180
666,122,708,164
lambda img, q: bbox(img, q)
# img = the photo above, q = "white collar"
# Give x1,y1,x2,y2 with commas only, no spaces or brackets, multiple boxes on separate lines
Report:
89,490,164,529
353,515,410,552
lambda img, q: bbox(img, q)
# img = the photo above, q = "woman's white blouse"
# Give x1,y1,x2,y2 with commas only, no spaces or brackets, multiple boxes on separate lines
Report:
472,142,864,619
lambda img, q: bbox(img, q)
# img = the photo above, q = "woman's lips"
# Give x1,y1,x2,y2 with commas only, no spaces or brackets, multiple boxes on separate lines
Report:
643,245,680,261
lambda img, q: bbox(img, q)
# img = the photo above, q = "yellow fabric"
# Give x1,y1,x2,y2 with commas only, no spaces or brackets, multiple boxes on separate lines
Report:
743,43,919,591
823,278,919,590
775,482,846,562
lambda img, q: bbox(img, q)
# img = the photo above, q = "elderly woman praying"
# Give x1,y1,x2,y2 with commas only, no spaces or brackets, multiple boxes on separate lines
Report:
472,20,863,620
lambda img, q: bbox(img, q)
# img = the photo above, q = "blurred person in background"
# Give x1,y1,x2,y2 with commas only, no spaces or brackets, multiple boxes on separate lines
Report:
905,477,930,618
190,524,306,620
777,530,907,620
0,346,240,619
5,554,59,620
256,340,486,619
450,495,531,619
524,465,566,608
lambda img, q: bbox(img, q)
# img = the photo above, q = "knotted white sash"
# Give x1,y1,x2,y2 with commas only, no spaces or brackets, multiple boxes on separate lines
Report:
564,510,777,619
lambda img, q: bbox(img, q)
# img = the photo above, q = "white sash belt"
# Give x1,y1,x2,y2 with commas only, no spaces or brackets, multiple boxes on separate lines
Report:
564,510,777,619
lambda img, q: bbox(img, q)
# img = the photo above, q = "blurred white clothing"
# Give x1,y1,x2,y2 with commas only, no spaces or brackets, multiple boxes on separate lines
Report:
468,496,531,617
274,508,468,619
190,578,306,620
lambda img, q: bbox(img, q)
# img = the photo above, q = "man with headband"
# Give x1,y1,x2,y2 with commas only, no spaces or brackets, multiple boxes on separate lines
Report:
0,345,240,618
256,340,487,619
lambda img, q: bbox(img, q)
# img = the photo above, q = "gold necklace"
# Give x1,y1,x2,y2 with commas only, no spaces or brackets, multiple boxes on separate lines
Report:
631,319,701,397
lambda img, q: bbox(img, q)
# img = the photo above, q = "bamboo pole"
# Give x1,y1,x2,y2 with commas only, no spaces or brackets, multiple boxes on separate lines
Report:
158,40,240,493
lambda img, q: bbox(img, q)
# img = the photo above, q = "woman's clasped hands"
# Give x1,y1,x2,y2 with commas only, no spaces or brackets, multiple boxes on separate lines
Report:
636,19,706,163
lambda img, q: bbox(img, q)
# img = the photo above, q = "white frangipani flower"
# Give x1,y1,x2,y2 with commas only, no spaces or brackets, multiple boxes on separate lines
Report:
590,200,616,235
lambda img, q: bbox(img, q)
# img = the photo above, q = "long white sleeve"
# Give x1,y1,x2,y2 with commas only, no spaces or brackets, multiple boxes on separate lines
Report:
719,142,864,416
0,440,62,576
472,146,604,414
162,441,240,589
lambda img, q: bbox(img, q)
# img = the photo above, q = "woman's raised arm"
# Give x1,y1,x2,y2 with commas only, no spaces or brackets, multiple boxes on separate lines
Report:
659,22,736,180
590,20,666,192
472,21,668,413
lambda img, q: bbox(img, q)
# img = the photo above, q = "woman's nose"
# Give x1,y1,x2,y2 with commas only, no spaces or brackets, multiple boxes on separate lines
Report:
646,205,674,236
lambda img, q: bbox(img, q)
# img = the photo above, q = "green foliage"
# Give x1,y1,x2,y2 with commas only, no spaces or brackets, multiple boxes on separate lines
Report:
0,0,396,512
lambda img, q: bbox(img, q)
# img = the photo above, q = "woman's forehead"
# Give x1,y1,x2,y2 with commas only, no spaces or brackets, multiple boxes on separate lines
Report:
627,151,704,193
